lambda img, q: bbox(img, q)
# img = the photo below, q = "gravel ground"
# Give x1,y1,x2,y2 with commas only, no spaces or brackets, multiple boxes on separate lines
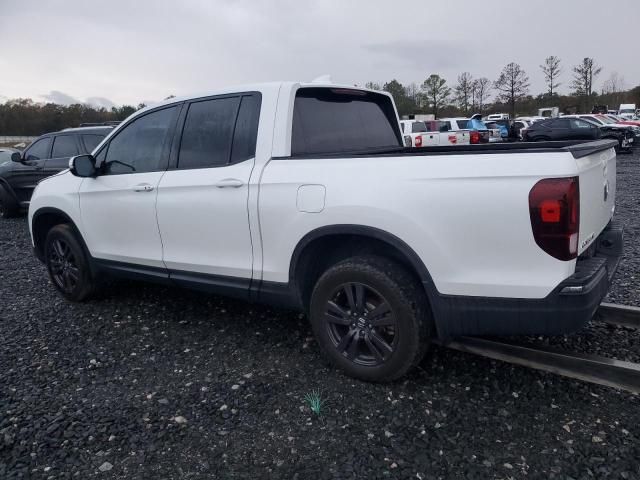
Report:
1,151,640,479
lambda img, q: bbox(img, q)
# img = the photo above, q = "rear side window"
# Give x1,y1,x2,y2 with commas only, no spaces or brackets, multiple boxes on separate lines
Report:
291,88,400,156
231,94,261,164
82,134,106,152
411,122,427,133
25,137,51,160
178,97,240,169
51,135,79,158
456,120,469,129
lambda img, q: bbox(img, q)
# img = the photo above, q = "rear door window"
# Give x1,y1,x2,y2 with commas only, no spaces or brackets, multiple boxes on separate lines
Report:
178,97,240,169
231,94,261,164
291,88,401,156
51,135,80,158
411,122,427,133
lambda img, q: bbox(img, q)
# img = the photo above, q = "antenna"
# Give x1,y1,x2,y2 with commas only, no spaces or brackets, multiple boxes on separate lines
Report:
310,75,332,84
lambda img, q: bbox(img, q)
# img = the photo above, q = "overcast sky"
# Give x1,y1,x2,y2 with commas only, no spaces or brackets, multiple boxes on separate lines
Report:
1,0,638,107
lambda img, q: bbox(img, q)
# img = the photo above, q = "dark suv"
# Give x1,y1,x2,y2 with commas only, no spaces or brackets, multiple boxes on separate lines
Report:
0,126,113,217
523,117,633,152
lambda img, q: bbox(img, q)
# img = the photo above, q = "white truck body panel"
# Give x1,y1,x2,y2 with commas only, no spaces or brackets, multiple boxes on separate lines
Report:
28,81,618,307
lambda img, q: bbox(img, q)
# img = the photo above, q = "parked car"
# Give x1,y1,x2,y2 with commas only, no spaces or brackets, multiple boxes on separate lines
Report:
512,119,530,140
0,147,20,163
605,114,640,129
0,126,113,217
523,117,632,152
538,107,560,118
484,119,522,141
28,81,621,382
439,117,492,143
399,120,469,147
618,103,637,120
485,113,510,121
516,116,546,124
564,114,640,145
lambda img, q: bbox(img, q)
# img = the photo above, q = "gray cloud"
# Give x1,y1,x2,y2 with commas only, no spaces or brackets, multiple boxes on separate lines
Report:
41,91,117,109
1,0,639,105
363,41,472,70
42,90,80,105
85,97,116,109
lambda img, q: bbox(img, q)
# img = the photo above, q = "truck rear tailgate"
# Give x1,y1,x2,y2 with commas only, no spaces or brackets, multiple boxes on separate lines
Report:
573,141,617,254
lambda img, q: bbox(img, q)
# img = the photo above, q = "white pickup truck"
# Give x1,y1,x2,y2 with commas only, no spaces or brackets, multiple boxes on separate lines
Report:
28,81,622,382
399,120,470,147
439,117,502,143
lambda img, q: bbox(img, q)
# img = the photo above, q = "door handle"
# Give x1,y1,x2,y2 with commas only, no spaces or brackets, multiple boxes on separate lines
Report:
214,178,244,188
133,183,154,192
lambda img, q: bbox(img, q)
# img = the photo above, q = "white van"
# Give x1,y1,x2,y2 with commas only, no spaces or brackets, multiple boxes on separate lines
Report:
618,104,636,120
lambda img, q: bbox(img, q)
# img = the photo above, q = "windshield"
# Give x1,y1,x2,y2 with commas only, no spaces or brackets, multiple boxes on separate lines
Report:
620,109,635,114
596,116,615,124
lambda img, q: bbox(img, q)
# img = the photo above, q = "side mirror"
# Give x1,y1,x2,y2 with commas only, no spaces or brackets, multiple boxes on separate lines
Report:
69,154,97,177
10,152,22,162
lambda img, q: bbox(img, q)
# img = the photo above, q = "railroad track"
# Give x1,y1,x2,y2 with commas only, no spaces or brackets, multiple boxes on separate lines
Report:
441,303,640,394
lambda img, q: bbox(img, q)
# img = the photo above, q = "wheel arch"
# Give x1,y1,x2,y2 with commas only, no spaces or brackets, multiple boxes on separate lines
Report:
31,207,89,263
289,225,439,325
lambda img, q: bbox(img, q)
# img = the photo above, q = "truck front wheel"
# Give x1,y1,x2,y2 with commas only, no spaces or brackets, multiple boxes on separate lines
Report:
309,255,431,382
44,224,98,302
0,186,20,218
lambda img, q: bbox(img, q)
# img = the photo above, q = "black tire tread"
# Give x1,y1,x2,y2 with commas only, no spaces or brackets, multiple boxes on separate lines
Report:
0,185,20,218
309,255,431,382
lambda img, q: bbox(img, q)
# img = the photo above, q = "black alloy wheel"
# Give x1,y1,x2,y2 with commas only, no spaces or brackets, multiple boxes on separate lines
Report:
309,255,431,382
44,224,97,302
48,238,80,294
324,282,397,366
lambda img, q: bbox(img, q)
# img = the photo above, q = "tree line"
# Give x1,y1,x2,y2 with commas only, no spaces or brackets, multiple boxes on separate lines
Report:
366,57,640,118
1,57,638,135
0,99,144,136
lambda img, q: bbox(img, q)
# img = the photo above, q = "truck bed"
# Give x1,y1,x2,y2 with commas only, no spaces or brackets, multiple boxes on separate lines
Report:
274,139,618,160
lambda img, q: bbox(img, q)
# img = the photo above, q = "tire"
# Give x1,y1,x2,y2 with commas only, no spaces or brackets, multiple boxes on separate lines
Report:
0,186,20,219
309,255,431,382
44,224,97,302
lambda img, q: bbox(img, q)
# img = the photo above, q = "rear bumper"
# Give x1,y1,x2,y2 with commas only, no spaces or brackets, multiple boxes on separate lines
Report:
430,222,623,338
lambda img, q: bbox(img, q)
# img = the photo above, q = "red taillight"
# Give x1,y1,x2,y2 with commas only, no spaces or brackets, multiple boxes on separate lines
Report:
470,131,480,144
414,135,422,147
529,177,580,261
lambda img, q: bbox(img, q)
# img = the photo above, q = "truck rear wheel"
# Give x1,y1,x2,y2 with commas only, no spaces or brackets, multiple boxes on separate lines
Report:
309,255,431,382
